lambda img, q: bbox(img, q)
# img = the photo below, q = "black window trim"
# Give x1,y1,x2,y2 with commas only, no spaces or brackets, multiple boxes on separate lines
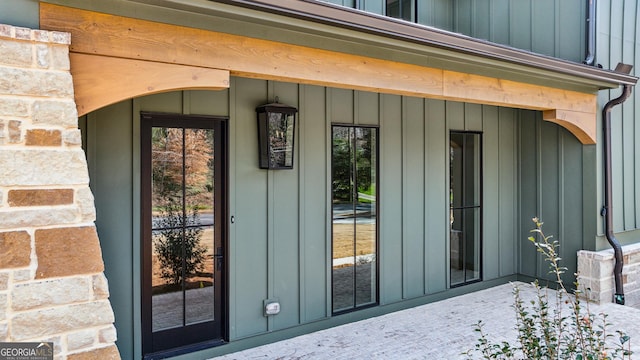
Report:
449,130,483,288
330,123,380,315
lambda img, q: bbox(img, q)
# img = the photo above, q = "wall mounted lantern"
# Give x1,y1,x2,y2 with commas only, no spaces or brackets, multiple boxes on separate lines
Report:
256,97,298,169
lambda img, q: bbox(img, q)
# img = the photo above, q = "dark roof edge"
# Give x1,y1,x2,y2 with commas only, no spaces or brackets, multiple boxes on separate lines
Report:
218,0,637,87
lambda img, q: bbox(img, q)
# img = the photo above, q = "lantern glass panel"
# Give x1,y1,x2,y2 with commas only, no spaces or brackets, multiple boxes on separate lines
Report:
257,106,296,169
269,112,294,167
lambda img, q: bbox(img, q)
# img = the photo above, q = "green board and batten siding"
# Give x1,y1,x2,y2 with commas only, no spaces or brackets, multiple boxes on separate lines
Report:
8,0,635,358
454,0,640,249
323,0,586,63
596,0,640,245
453,0,640,251
85,79,528,359
437,0,594,267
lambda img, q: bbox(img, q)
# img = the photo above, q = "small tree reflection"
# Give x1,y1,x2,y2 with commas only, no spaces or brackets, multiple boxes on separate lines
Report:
154,198,207,289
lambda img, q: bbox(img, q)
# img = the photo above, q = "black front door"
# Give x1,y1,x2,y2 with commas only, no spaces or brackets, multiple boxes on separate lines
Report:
141,112,227,357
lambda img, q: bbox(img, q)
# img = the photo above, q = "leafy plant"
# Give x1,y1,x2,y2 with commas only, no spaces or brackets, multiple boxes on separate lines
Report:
154,198,207,286
466,218,632,359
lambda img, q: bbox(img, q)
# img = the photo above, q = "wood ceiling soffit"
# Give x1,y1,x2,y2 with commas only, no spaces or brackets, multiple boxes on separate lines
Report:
40,3,597,144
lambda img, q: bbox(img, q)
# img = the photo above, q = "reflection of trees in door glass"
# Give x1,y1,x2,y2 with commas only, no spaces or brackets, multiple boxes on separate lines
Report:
151,127,213,204
142,114,225,352
150,128,214,294
153,200,206,288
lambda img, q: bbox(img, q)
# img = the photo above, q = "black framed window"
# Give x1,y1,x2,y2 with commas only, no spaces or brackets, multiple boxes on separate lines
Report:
322,0,415,22
323,0,356,7
386,0,414,21
449,132,482,286
331,125,378,313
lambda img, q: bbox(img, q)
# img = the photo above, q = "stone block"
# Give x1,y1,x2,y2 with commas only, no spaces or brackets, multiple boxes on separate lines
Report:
25,129,62,146
32,100,78,127
67,345,120,360
0,207,78,230
11,277,91,311
14,28,30,41
0,272,8,290
0,97,29,117
36,44,49,68
32,30,49,43
13,269,32,282
11,300,114,341
0,230,31,268
0,25,12,38
0,67,73,98
629,250,640,265
0,40,32,67
98,325,117,344
50,45,70,71
49,32,70,45
76,187,96,223
35,226,104,279
67,329,96,351
8,189,74,207
0,321,6,341
598,259,614,279
63,129,82,146
0,149,89,186
8,120,21,143
0,293,6,321
92,274,110,300
577,255,592,279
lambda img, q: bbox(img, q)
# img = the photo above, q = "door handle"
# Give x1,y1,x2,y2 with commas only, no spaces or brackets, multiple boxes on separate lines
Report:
214,255,223,271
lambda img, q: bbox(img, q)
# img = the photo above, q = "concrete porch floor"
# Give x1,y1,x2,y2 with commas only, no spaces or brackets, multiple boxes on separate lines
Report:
213,282,640,359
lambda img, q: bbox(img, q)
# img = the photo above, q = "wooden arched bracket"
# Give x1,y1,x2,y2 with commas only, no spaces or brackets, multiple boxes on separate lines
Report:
70,53,230,117
543,109,596,144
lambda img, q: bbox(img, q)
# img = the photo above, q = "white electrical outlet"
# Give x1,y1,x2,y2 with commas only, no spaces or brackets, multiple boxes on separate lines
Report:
264,300,281,316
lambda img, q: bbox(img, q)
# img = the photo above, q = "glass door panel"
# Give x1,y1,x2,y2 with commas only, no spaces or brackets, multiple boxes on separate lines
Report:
142,113,226,356
151,127,185,331
183,128,216,326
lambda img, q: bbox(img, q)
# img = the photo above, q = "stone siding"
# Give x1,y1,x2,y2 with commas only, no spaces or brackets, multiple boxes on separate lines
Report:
0,24,119,359
578,243,640,307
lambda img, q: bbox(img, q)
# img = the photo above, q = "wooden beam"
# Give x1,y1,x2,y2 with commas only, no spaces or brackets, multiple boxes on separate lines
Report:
41,3,443,99
70,54,229,116
443,71,596,114
41,3,598,143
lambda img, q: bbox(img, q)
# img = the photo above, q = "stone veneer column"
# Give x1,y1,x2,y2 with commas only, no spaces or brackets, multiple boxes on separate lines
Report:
0,24,120,359
578,243,640,307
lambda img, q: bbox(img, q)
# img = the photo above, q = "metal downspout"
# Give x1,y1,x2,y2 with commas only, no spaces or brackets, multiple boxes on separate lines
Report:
583,0,596,66
602,81,633,305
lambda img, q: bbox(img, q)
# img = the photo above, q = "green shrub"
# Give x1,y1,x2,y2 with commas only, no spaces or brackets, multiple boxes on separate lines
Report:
466,218,632,360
